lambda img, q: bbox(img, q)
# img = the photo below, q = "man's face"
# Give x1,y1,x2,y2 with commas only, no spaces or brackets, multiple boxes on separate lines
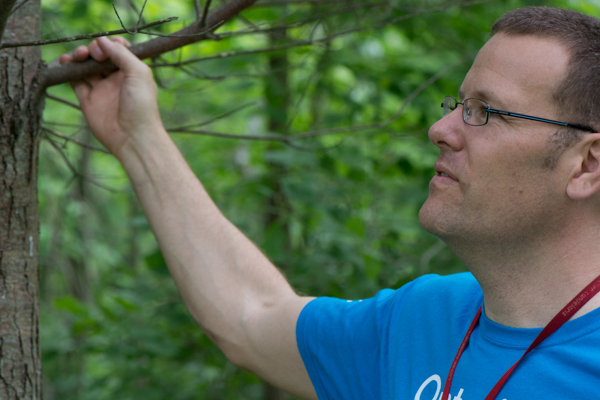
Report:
418,33,573,250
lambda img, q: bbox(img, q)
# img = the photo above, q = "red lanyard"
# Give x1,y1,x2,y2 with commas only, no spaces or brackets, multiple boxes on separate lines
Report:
442,274,600,400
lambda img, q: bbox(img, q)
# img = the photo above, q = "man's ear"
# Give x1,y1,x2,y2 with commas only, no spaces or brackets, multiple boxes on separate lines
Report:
566,134,600,200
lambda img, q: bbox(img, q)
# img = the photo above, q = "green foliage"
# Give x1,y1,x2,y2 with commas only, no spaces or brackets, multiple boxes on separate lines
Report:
38,0,600,398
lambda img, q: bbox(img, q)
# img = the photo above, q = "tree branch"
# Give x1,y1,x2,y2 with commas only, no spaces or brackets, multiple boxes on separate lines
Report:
167,59,464,141
150,3,459,70
200,0,213,28
194,0,202,20
42,127,110,154
42,0,258,88
0,0,18,44
149,39,315,67
1,17,178,50
46,93,81,110
9,0,29,16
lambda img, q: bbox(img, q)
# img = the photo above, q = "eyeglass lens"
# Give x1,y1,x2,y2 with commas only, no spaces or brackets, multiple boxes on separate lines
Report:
442,96,489,126
463,98,488,126
442,96,456,118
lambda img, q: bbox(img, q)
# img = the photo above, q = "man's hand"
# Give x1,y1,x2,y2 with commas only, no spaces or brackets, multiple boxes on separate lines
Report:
60,36,163,159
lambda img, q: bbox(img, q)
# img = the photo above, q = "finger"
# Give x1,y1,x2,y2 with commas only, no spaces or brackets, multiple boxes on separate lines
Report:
59,53,73,65
72,45,91,62
88,40,108,62
110,36,131,47
71,80,91,102
95,36,148,77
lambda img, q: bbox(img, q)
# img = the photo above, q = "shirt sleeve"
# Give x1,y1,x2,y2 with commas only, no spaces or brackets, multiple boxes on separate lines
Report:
296,279,427,400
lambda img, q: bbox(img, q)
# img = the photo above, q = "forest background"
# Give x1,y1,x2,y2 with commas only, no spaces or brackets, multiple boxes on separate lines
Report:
37,0,599,398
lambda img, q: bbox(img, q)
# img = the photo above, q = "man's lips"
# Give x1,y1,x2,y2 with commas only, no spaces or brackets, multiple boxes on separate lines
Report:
434,162,458,182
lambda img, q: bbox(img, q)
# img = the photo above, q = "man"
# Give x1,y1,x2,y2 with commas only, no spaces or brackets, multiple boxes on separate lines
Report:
61,6,600,400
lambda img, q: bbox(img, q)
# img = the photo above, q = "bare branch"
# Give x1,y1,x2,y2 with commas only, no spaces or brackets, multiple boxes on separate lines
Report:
136,0,149,30
113,4,136,34
46,94,81,110
194,0,202,20
217,1,388,38
42,131,79,175
168,61,300,80
169,101,257,130
42,133,122,192
0,0,18,43
217,0,488,40
9,0,29,16
174,0,492,66
112,0,148,34
137,21,223,38
43,0,259,88
150,39,315,67
167,59,464,141
43,121,86,129
255,0,351,6
42,127,110,154
200,0,213,28
0,17,177,50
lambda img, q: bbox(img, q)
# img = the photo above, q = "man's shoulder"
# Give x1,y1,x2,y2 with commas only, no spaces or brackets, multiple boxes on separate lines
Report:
390,271,482,306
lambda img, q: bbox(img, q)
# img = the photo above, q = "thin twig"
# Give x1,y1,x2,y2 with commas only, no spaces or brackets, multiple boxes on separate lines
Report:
160,0,489,68
0,17,177,49
150,39,315,67
0,0,18,43
43,121,86,129
9,0,29,16
137,20,224,38
194,0,202,20
219,0,489,40
217,1,387,38
283,135,345,152
255,0,350,5
168,59,465,141
46,93,81,110
42,131,123,192
169,101,257,130
42,131,78,174
136,0,149,30
113,3,136,34
200,0,213,27
42,127,110,154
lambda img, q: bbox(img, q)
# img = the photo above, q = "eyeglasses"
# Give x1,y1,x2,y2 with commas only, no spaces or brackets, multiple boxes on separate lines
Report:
441,96,595,132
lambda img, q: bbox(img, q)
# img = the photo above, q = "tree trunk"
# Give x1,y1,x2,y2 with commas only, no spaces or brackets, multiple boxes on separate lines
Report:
262,23,292,400
0,0,43,399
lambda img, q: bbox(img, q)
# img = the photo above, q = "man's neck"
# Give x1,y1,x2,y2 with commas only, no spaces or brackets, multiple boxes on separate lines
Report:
454,220,600,328
479,263,600,328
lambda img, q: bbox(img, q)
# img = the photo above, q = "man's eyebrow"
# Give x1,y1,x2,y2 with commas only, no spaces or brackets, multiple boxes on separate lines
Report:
458,88,507,109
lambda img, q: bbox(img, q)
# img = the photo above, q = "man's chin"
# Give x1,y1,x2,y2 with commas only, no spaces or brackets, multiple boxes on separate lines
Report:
418,200,455,239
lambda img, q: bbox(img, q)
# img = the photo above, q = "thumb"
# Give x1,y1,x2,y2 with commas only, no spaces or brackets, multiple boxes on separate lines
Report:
96,36,149,78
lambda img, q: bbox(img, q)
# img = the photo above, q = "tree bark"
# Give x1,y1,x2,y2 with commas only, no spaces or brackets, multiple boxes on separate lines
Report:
0,0,43,398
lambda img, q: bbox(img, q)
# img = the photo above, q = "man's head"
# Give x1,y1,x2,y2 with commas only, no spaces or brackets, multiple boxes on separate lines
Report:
492,6,600,168
418,7,600,260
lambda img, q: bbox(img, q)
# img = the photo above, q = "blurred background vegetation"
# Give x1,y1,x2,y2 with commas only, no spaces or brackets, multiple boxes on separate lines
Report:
38,0,600,398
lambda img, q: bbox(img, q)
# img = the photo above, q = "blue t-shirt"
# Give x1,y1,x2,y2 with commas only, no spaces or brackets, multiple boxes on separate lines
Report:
296,272,600,400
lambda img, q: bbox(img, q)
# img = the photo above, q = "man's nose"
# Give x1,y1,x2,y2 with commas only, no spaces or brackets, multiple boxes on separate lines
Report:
428,108,465,152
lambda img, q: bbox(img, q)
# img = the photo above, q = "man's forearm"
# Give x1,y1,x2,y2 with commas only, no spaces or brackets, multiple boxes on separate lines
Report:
117,126,297,355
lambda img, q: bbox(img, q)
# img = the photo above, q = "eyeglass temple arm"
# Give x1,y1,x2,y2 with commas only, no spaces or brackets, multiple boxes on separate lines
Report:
486,109,595,132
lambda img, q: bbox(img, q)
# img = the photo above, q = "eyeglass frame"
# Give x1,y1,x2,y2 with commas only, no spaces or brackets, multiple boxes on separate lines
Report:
441,96,595,133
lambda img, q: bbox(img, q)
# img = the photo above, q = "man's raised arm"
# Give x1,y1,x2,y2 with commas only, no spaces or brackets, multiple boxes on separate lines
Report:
62,36,317,400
